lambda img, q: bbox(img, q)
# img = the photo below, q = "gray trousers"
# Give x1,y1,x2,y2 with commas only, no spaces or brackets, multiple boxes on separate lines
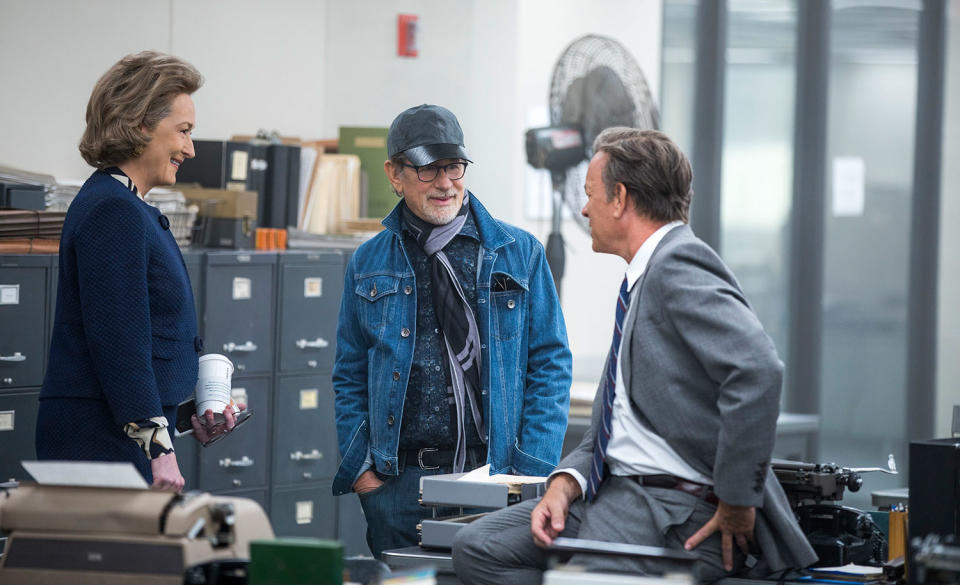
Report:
452,476,763,585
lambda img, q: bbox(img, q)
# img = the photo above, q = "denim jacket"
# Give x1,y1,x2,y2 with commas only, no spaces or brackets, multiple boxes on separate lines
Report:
332,193,572,495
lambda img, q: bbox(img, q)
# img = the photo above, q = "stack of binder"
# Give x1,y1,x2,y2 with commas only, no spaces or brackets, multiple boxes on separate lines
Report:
0,209,66,253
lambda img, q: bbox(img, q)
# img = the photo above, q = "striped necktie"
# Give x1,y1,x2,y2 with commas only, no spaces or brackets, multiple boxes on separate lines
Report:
586,276,630,501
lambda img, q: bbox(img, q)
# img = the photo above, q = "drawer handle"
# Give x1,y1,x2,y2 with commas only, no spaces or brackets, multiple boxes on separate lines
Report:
223,341,258,353
219,455,254,468
0,352,25,362
295,337,329,350
290,449,323,461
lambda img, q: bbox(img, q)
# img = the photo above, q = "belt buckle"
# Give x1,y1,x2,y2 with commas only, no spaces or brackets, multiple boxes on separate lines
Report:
418,447,440,470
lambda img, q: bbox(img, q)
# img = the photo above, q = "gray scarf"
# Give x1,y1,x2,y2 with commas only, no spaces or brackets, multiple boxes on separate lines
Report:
401,194,487,472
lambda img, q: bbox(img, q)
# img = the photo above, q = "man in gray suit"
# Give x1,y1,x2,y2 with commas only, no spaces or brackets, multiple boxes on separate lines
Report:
452,128,816,583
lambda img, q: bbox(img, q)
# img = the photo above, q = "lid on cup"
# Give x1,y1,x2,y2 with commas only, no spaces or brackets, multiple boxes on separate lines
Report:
199,353,234,366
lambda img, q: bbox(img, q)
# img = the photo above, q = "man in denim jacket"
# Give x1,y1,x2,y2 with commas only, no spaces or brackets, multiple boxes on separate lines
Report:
332,104,572,557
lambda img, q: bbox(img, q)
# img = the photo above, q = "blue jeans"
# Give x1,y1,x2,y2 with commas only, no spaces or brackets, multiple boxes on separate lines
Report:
358,450,485,558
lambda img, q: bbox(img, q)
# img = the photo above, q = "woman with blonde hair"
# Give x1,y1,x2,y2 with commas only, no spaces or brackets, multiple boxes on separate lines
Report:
37,51,237,489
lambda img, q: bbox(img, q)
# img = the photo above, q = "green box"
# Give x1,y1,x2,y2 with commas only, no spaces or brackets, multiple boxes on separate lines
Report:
249,538,343,585
338,126,394,220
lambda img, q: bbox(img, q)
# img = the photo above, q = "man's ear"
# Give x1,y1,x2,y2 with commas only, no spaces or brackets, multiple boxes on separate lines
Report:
612,183,629,218
384,159,401,192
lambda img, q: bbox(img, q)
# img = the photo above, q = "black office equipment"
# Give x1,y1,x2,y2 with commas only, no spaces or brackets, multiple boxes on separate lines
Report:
774,458,894,566
264,144,301,229
0,183,44,211
909,438,960,584
176,140,228,188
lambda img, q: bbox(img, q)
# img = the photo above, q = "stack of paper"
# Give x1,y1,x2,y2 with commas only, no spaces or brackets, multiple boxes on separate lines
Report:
300,154,361,235
807,563,885,582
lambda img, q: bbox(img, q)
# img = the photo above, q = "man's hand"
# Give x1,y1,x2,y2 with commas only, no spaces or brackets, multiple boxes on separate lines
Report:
353,470,384,495
150,452,185,491
191,402,247,445
531,473,581,548
684,500,756,571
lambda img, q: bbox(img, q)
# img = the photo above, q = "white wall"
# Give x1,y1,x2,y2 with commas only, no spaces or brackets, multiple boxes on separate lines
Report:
0,0,328,182
936,0,960,436
0,1,171,181
171,0,328,144
321,0,520,222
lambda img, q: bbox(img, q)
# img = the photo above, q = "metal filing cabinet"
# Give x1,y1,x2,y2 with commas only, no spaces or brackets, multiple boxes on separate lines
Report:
47,255,57,355
0,391,40,482
203,252,277,375
276,251,343,374
214,487,268,512
0,255,50,389
0,255,51,485
182,248,205,321
271,374,338,484
199,251,276,505
172,423,199,490
198,375,271,495
173,248,205,491
270,481,337,539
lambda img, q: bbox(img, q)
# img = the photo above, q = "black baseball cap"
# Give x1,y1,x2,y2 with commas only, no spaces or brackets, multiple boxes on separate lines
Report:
387,104,472,166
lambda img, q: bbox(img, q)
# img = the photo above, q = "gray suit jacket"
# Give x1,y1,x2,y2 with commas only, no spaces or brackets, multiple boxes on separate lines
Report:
559,225,816,571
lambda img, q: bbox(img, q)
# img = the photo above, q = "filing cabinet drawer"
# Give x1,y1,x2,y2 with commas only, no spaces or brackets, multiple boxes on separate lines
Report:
198,376,270,492
0,390,39,482
0,257,50,388
47,255,57,358
203,252,276,375
272,374,338,484
277,252,343,373
173,429,199,491
211,487,268,514
270,482,336,539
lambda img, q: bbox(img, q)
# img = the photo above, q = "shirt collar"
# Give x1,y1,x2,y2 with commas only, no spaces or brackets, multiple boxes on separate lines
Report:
104,167,138,196
625,220,684,291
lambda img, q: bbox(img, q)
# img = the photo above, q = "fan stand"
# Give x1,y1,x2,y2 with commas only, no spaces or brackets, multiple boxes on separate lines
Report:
546,171,567,300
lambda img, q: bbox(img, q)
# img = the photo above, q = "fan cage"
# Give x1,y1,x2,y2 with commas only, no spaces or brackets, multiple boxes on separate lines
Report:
548,34,660,232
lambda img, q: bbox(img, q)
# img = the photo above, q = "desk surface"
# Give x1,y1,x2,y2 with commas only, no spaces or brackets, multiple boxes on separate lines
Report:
871,487,909,508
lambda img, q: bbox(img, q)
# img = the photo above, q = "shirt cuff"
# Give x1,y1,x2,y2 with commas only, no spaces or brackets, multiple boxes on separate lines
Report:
124,416,174,460
353,450,374,487
549,468,587,500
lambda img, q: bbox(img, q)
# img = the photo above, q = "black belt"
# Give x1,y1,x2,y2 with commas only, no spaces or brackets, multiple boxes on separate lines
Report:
399,446,486,470
634,474,719,505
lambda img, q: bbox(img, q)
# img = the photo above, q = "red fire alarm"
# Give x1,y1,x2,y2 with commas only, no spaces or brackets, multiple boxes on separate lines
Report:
398,14,419,57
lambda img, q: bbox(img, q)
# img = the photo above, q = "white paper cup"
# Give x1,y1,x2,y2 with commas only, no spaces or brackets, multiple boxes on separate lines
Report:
196,354,235,422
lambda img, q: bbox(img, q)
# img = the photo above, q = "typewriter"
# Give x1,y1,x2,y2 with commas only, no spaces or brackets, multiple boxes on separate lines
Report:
773,456,897,567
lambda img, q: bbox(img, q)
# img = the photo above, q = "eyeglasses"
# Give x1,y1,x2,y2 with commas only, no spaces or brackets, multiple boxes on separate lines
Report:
399,161,468,182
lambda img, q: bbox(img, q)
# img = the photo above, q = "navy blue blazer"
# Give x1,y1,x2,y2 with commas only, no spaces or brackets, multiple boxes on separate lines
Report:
37,170,201,478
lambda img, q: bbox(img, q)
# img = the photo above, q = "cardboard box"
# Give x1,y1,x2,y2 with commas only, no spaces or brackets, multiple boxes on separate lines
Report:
177,186,258,220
